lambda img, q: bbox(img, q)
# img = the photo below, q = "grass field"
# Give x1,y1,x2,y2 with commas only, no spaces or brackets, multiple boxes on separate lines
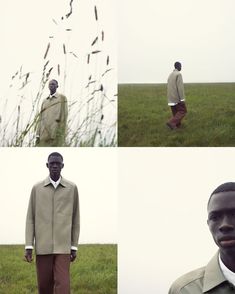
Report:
118,83,235,146
0,244,117,294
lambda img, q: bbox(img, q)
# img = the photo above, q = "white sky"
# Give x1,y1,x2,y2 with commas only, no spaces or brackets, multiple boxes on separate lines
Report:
0,0,117,145
118,148,235,293
0,148,117,244
118,0,235,83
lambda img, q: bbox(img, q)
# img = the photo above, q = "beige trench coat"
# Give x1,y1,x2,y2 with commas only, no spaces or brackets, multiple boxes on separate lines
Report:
36,92,68,146
167,69,185,104
25,177,80,255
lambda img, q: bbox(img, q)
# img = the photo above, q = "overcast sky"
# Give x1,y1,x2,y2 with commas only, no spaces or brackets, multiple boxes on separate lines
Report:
118,0,235,83
118,148,235,293
0,148,117,245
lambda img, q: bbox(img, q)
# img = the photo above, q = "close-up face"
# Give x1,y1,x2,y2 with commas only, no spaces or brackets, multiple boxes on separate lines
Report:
207,191,235,255
48,80,58,94
46,155,64,179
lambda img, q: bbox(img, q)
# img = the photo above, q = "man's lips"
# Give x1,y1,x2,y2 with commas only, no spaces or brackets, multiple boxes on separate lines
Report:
219,237,235,247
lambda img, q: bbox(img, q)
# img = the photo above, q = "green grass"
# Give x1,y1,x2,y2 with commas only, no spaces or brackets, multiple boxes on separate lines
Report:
0,244,117,294
118,83,235,146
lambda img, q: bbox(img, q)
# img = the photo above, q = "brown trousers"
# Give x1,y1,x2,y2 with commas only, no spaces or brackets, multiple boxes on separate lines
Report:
168,101,187,128
36,254,70,294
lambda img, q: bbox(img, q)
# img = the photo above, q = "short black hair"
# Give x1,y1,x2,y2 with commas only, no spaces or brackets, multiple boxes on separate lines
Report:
50,79,58,85
207,182,235,209
48,152,63,162
174,61,181,69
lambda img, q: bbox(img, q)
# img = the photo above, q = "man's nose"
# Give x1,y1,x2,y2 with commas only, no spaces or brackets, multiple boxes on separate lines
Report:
219,216,234,233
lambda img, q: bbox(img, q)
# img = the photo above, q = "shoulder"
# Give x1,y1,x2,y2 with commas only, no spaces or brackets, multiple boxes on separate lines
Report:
58,93,67,101
61,177,77,188
30,180,46,194
169,266,205,294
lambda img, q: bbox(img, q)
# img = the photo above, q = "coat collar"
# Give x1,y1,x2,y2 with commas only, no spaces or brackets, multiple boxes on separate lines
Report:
47,92,59,99
43,176,67,188
203,252,227,292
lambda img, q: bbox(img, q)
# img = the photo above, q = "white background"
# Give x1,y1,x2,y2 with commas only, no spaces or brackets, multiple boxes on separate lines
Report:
0,148,117,244
118,0,235,83
118,148,235,293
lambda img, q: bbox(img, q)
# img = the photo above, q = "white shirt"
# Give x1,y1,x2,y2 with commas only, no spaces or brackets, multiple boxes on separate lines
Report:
219,254,235,286
25,176,77,251
49,176,61,189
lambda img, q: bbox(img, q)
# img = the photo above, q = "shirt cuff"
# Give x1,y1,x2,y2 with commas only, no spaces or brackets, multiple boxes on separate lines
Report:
71,246,78,251
25,245,34,250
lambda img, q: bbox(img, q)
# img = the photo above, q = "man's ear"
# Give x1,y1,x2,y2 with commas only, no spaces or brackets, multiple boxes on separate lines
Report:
46,163,49,168
61,163,64,169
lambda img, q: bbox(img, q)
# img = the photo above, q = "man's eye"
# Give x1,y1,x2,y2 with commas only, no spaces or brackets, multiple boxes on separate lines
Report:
209,215,219,221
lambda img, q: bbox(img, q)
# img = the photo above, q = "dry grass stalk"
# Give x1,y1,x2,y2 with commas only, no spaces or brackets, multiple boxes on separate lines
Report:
94,6,98,21
91,36,98,46
44,43,50,59
63,44,66,54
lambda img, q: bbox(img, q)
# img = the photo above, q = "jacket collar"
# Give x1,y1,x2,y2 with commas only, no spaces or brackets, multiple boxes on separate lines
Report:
203,252,227,292
43,176,67,187
47,92,59,99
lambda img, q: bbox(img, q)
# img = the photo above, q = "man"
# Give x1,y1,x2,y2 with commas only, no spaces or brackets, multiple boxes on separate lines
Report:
36,79,68,146
169,182,235,293
166,62,187,130
25,152,80,294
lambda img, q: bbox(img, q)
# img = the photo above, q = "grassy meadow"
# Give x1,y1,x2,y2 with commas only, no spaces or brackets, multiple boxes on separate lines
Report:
0,244,117,294
118,83,235,146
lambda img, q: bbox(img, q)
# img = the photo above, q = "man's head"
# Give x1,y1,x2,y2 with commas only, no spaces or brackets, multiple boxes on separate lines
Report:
46,152,64,181
174,62,182,71
48,79,58,95
207,182,235,258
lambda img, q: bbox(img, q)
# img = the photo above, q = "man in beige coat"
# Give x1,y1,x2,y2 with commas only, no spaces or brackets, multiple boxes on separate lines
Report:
36,80,68,146
25,152,80,294
169,182,235,293
166,62,187,130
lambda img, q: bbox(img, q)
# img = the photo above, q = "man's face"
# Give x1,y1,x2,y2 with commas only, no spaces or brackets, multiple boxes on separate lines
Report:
176,63,182,71
208,191,235,256
48,80,58,94
46,155,64,180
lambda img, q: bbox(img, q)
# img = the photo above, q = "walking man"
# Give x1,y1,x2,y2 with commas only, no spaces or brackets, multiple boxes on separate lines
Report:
25,152,80,294
36,80,68,146
166,62,187,130
169,182,235,293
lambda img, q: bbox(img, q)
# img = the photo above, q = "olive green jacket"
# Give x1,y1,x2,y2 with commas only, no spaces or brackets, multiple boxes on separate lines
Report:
25,177,80,255
169,252,235,293
36,92,68,146
167,69,185,104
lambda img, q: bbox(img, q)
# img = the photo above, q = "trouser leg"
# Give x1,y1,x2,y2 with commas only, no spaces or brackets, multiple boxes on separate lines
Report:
36,255,54,294
53,254,71,294
168,102,187,128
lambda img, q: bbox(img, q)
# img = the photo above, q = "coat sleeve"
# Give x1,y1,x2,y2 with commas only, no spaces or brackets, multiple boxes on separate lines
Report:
25,186,36,247
71,185,80,248
176,74,185,101
60,95,68,125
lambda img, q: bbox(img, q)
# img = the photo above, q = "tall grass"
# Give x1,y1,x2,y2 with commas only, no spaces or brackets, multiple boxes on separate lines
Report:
0,1,117,147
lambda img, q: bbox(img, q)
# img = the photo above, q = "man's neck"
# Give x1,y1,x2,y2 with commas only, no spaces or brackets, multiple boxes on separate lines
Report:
50,175,60,182
220,251,235,272
50,90,56,96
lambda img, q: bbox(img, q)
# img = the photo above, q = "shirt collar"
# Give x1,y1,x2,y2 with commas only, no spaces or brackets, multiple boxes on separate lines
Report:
219,254,235,286
43,176,67,188
203,252,228,292
47,91,59,99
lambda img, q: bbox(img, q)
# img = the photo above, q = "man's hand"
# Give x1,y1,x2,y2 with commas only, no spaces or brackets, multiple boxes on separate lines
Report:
70,250,77,262
25,249,33,263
